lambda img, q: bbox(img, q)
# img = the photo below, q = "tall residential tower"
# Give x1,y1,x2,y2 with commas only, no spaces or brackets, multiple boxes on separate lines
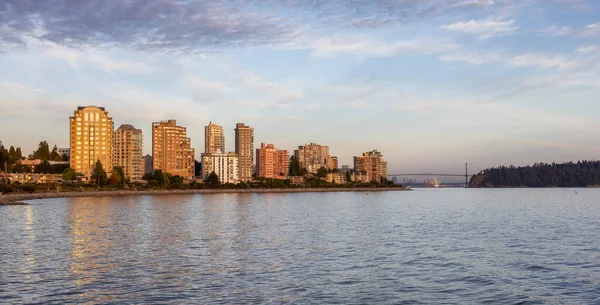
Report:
69,106,114,177
113,124,143,181
205,121,224,154
235,123,254,182
152,120,195,179
354,149,388,182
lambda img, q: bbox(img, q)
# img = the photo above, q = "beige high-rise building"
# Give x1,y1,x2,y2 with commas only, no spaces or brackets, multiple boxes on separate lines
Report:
294,143,330,174
152,120,195,179
69,106,114,177
113,124,143,181
328,156,339,170
235,123,254,182
205,121,224,154
256,143,289,179
354,149,388,182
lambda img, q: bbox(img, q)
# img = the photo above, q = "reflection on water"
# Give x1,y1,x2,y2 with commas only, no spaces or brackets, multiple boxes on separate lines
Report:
1,189,600,304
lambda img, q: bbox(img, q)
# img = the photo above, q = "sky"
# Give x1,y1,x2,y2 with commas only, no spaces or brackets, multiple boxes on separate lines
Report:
0,0,599,176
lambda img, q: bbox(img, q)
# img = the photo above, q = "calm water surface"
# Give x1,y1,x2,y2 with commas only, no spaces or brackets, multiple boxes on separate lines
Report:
1,189,600,304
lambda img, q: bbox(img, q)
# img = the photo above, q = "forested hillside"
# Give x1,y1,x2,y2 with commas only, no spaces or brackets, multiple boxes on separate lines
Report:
469,161,600,188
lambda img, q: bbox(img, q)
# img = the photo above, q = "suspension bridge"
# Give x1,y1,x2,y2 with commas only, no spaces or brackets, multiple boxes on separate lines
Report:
388,163,485,186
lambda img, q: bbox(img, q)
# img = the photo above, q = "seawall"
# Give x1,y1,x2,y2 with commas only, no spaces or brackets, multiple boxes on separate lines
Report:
2,187,409,202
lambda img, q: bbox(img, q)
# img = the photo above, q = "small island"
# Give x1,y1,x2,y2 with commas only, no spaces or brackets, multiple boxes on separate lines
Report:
469,160,600,188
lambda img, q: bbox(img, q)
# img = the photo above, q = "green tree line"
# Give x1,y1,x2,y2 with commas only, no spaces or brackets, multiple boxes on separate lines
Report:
469,160,600,187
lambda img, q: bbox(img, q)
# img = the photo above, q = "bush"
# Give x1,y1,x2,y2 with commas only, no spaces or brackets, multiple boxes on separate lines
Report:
1,186,14,193
147,180,159,187
22,184,36,193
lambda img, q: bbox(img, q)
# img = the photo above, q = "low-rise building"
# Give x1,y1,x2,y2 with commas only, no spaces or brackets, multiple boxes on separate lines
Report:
327,172,346,184
201,150,239,184
289,176,304,185
18,159,69,171
8,173,63,184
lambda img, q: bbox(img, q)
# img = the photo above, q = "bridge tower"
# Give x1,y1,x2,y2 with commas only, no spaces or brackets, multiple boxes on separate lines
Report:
465,163,468,188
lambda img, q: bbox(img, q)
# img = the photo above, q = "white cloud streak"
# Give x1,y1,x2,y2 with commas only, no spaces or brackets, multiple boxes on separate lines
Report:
441,18,517,39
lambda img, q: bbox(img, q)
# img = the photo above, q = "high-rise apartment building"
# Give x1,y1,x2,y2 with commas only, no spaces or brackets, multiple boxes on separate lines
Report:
201,150,239,184
113,124,143,181
294,143,330,174
328,156,339,170
354,149,388,182
205,121,224,154
235,123,254,182
256,143,289,179
69,106,114,177
152,120,195,179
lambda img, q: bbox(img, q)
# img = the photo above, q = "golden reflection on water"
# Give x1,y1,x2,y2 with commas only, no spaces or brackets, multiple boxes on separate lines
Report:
21,205,36,279
68,197,116,289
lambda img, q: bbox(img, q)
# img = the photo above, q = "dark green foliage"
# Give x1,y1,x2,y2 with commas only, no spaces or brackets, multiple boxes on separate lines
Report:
34,160,52,173
90,160,107,186
62,168,76,181
22,184,36,193
32,141,51,160
12,163,32,173
470,161,600,188
142,173,153,180
345,171,352,183
147,180,159,187
52,163,69,174
50,145,62,161
317,166,328,178
205,171,220,185
172,175,184,185
289,155,307,176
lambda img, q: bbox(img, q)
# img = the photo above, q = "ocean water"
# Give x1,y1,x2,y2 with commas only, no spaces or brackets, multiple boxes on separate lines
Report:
1,189,599,304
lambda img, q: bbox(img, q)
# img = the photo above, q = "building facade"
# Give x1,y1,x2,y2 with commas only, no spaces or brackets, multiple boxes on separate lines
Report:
152,120,195,179
353,149,388,182
256,143,289,179
327,172,346,184
58,148,70,159
113,124,143,181
143,155,153,175
235,123,254,182
328,156,339,171
201,150,239,184
69,106,114,177
205,121,225,154
294,143,331,174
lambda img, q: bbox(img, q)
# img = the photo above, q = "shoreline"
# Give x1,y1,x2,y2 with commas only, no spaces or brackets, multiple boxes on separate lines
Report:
1,187,409,202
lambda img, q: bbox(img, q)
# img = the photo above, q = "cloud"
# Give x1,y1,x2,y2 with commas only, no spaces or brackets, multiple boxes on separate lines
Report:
575,45,600,54
440,52,580,70
0,0,504,53
441,18,517,39
85,54,153,74
581,22,600,37
235,71,303,104
308,36,460,58
538,25,573,37
453,0,495,8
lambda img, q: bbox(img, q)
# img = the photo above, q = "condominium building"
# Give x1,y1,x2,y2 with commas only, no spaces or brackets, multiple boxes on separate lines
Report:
152,120,195,179
113,124,143,181
294,143,331,174
235,123,254,182
205,121,224,154
354,149,388,182
69,106,114,177
58,148,70,159
201,150,239,184
256,143,289,179
328,156,339,171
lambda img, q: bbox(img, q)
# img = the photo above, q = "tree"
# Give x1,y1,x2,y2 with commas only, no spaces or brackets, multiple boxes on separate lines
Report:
153,170,166,186
62,168,76,181
32,141,51,160
109,168,122,185
345,171,352,183
289,155,307,176
142,173,153,181
50,145,62,161
34,160,53,174
90,160,107,186
113,167,125,185
12,163,31,173
317,166,328,178
173,175,184,185
206,171,220,185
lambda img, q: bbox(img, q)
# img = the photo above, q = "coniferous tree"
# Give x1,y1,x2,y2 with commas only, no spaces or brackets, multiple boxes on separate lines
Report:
91,160,107,186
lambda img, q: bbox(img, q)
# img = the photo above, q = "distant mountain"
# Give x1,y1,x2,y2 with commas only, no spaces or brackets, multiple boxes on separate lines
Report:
469,161,600,188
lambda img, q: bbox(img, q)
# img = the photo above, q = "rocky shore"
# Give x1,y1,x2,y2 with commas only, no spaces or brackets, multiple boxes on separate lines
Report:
1,187,409,202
